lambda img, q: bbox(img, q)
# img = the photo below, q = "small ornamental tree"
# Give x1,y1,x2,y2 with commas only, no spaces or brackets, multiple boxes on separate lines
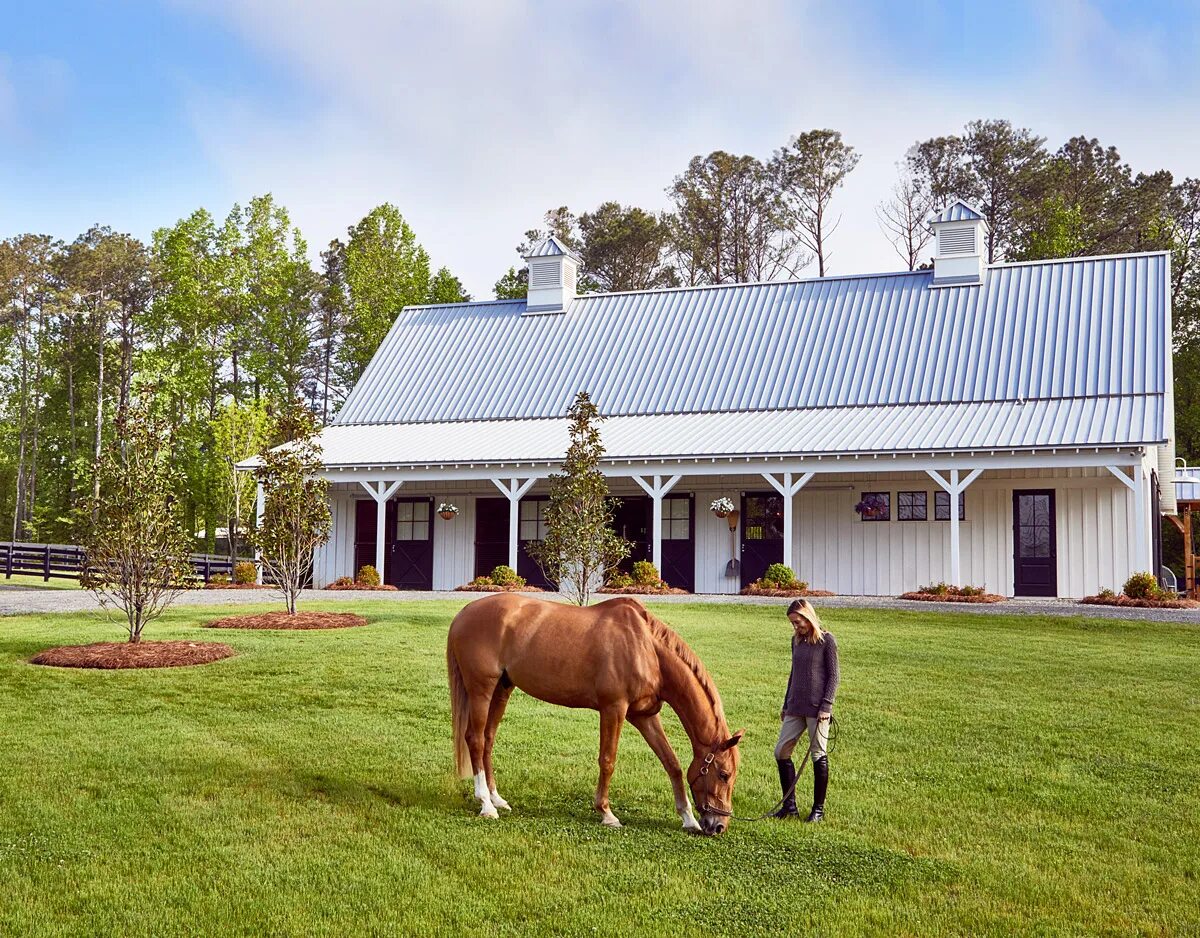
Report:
80,393,194,643
252,401,332,614
529,392,629,605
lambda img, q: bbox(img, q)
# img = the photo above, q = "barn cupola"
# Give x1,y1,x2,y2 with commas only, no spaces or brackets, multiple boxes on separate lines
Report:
928,199,987,287
523,235,579,314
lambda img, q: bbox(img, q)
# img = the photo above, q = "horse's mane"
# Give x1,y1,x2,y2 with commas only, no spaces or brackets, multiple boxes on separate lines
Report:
644,613,726,727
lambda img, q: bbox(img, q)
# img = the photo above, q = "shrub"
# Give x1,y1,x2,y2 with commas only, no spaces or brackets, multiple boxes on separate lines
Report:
1122,571,1161,600
332,576,355,588
469,575,493,588
763,563,800,590
1097,587,1116,600
209,573,230,586
916,582,952,596
631,561,662,587
356,565,381,587
490,565,525,588
233,561,258,585
606,571,634,589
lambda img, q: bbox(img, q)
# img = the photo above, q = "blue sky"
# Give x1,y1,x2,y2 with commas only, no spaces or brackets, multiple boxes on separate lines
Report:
3,1,1199,295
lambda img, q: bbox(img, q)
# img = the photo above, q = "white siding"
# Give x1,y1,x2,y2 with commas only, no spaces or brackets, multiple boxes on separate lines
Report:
313,490,356,588
432,496,475,590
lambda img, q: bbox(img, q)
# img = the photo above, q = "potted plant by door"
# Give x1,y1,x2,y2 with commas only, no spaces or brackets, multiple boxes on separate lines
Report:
710,496,735,519
437,502,459,521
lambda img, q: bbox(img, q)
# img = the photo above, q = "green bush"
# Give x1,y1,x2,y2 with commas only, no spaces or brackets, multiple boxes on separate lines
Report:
356,565,381,587
469,575,492,588
233,561,258,585
1097,587,1117,600
1122,571,1160,600
631,561,662,587
209,573,230,586
763,563,800,590
606,571,634,589
490,565,525,588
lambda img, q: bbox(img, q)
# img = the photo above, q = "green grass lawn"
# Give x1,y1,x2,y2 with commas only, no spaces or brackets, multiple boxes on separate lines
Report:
0,573,82,590
1,600,1198,936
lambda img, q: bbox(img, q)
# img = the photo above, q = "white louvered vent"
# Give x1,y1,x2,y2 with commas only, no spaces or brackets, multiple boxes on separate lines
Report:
529,259,560,289
939,226,976,256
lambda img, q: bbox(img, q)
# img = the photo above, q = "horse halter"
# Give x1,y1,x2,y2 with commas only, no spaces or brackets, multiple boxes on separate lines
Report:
687,744,733,818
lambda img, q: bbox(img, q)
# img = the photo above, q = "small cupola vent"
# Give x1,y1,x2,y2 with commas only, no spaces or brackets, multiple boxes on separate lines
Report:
927,198,987,288
523,236,580,314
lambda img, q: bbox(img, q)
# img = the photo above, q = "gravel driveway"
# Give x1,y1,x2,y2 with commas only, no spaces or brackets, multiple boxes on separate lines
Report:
1,584,1197,624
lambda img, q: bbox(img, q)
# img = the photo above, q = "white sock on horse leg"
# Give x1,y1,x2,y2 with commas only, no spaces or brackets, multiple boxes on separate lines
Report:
473,771,499,819
489,788,511,810
679,804,701,831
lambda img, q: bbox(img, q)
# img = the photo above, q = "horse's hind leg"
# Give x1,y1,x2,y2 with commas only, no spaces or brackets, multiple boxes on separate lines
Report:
484,681,514,810
595,703,627,828
466,684,501,819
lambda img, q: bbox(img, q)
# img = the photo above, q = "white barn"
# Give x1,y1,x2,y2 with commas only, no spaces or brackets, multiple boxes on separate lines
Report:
305,202,1176,599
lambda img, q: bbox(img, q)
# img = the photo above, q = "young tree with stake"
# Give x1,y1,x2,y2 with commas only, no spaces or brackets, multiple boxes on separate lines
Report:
529,392,629,605
252,401,331,614
80,391,194,643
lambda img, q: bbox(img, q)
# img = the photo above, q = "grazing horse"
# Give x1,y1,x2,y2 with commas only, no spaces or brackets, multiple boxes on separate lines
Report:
446,593,743,834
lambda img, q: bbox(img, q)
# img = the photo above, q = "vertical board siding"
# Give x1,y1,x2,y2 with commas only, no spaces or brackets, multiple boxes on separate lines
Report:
318,471,1145,597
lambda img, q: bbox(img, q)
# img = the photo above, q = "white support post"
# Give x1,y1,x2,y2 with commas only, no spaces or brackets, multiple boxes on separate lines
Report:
761,471,814,571
633,474,682,572
925,468,982,586
254,481,265,584
1107,464,1148,571
359,479,404,580
491,477,538,570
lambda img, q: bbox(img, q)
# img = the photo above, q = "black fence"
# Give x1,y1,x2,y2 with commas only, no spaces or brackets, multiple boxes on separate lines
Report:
1,541,247,584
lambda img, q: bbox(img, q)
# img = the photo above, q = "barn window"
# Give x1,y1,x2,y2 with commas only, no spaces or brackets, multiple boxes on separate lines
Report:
897,491,927,521
934,491,966,521
855,492,890,521
395,500,431,541
519,498,550,541
661,496,691,540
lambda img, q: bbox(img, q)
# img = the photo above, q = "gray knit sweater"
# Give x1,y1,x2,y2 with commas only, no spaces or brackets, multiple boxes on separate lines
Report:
782,632,840,717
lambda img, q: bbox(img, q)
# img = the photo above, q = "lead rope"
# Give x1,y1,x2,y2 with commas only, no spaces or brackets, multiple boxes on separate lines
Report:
703,715,838,823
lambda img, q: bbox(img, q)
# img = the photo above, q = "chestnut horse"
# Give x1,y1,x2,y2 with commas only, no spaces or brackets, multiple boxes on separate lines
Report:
446,593,743,834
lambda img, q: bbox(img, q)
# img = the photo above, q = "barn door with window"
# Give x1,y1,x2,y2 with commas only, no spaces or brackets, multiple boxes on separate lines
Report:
517,497,555,589
389,497,434,590
660,494,695,592
1013,489,1057,596
740,492,784,588
612,496,651,574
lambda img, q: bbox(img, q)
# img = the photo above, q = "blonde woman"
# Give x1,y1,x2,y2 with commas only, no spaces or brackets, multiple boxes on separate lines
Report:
771,599,839,822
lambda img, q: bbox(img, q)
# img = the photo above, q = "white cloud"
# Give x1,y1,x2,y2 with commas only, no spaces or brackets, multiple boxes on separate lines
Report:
183,0,1200,296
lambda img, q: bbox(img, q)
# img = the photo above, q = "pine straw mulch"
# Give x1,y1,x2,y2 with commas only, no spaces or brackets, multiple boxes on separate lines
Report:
900,591,1006,604
204,582,271,590
1080,594,1200,609
205,611,369,630
740,586,837,598
597,585,690,595
455,584,545,593
322,583,399,591
31,640,236,669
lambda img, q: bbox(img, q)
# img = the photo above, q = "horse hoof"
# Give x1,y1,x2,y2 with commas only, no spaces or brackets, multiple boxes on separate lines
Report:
601,813,622,829
479,804,500,820
491,793,512,811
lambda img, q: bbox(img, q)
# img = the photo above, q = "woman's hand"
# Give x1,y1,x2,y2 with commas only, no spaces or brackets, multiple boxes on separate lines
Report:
818,711,831,721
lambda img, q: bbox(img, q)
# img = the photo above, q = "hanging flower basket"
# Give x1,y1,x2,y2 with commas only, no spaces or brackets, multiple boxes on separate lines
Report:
710,496,735,518
437,502,459,520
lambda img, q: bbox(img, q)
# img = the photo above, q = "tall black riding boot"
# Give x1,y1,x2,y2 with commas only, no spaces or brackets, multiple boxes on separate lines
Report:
770,759,799,818
805,756,828,823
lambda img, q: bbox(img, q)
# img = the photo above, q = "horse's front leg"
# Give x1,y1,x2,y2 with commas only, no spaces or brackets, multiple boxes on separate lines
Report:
629,712,701,832
595,704,627,828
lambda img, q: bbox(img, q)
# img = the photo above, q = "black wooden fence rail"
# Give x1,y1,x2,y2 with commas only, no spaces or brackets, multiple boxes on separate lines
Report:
1,541,244,584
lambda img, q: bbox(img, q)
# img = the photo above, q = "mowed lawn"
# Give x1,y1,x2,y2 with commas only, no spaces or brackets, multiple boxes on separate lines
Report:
1,600,1198,937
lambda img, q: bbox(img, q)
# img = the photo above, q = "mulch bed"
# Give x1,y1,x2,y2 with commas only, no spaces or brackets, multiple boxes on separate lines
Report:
205,611,369,630
740,586,837,598
455,584,545,593
597,585,690,595
1080,594,1199,609
204,582,270,590
900,591,1005,604
323,583,399,591
31,640,236,670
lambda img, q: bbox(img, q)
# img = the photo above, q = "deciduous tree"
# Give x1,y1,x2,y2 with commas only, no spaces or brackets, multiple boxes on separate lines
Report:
772,129,860,277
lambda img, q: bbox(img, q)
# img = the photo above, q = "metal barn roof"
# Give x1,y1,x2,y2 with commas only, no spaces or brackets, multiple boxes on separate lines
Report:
333,252,1170,459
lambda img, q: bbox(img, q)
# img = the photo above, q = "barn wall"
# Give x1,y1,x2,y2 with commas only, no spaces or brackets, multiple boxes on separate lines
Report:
313,490,356,588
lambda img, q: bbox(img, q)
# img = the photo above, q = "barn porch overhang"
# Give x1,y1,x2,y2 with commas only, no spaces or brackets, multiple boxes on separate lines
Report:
307,445,1154,591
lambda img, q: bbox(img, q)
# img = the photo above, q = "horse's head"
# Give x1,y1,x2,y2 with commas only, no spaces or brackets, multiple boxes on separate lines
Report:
687,728,744,835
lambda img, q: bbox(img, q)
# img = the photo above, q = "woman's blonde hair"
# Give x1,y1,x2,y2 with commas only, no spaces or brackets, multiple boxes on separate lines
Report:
787,599,826,644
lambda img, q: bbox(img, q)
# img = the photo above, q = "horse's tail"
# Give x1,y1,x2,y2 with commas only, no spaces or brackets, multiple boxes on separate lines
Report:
447,645,472,779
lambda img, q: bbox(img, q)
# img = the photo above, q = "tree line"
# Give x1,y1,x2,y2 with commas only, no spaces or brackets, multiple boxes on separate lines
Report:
3,118,1199,556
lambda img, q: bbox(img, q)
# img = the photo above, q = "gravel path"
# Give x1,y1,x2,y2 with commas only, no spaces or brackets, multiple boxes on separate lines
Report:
1,584,1197,624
